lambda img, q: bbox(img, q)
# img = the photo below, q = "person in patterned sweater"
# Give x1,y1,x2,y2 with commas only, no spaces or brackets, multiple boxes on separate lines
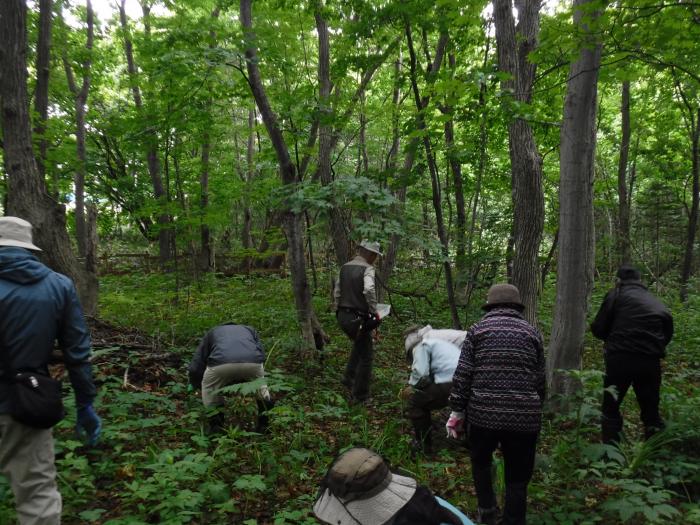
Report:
446,284,545,525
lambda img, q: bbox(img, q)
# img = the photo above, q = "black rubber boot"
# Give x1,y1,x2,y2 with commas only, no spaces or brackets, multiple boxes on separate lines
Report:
472,463,497,516
255,398,275,433
644,422,665,440
476,506,499,525
206,412,225,435
601,415,623,445
410,424,433,456
502,482,528,525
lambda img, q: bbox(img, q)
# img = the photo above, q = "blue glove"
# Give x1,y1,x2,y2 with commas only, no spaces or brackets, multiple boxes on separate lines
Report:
76,405,102,446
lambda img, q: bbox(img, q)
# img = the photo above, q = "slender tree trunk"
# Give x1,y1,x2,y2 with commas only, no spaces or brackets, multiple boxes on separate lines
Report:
679,106,699,303
547,0,604,398
493,0,545,325
198,7,220,273
378,54,405,299
118,0,171,264
405,24,461,329
63,0,94,259
617,80,632,265
0,0,97,314
466,25,492,303
444,55,467,297
86,203,98,275
314,8,352,266
240,0,316,349
240,108,256,271
33,0,52,186
200,132,212,271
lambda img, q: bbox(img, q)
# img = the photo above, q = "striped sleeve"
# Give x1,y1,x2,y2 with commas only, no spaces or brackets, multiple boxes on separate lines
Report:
449,327,475,413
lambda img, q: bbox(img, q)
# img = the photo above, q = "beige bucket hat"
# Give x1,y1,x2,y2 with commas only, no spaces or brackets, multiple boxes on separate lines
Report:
313,448,417,525
0,217,42,251
359,240,383,256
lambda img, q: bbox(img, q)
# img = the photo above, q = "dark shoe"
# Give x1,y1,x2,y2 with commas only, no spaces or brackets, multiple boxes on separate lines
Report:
410,436,433,457
601,415,623,445
477,506,499,525
256,398,275,433
349,396,369,407
206,412,225,435
644,423,665,440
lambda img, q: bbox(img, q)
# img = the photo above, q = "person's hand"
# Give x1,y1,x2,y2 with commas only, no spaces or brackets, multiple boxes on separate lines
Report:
445,411,465,439
399,386,414,401
76,405,102,446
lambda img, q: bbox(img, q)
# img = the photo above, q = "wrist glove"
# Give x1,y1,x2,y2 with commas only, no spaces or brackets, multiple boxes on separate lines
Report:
445,411,465,439
76,405,102,446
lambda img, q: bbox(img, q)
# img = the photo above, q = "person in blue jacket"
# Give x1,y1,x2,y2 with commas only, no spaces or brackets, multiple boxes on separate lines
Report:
402,335,462,454
0,217,101,525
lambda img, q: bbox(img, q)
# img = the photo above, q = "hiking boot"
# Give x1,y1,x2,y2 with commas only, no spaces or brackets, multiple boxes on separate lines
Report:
256,398,275,434
206,412,225,435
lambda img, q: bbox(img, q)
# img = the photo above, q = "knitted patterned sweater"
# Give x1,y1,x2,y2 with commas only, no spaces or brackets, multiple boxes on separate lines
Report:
449,307,546,433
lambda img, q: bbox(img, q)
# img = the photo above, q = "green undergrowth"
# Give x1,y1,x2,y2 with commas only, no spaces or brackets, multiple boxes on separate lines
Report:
0,270,699,524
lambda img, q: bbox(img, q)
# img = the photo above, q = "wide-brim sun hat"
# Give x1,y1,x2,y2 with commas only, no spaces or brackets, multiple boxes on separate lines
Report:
313,448,417,525
359,240,383,256
482,283,523,311
0,217,42,251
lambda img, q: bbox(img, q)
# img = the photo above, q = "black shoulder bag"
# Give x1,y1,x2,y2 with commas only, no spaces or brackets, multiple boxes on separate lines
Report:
1,350,65,429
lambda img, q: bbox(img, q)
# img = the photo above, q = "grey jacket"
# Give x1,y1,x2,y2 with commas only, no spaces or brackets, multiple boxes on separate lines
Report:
188,324,265,388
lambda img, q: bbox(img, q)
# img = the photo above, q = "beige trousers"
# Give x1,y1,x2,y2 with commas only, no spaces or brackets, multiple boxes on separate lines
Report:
201,363,270,407
0,415,61,525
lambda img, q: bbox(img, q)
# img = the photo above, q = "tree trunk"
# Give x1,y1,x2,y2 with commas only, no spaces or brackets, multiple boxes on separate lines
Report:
378,54,406,300
405,24,461,329
617,80,632,265
547,0,604,399
444,56,467,298
200,132,213,271
0,0,97,315
240,0,316,350
63,0,94,259
679,104,699,303
33,0,52,186
118,0,171,264
493,0,545,325
86,203,99,276
314,8,352,266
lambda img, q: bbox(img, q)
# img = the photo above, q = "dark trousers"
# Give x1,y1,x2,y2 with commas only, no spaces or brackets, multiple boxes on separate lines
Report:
469,425,538,525
337,310,373,401
405,382,452,437
602,353,664,443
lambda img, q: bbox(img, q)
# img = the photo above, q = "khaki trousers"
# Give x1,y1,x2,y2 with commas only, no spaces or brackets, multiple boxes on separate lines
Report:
0,415,61,525
201,363,270,407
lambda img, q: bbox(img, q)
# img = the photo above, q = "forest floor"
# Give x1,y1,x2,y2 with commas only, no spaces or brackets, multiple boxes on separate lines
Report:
1,268,699,524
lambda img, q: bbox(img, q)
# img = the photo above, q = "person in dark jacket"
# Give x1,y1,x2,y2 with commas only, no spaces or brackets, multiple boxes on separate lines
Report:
447,284,545,525
313,447,472,525
188,323,273,433
333,240,382,404
0,217,100,525
591,265,673,444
